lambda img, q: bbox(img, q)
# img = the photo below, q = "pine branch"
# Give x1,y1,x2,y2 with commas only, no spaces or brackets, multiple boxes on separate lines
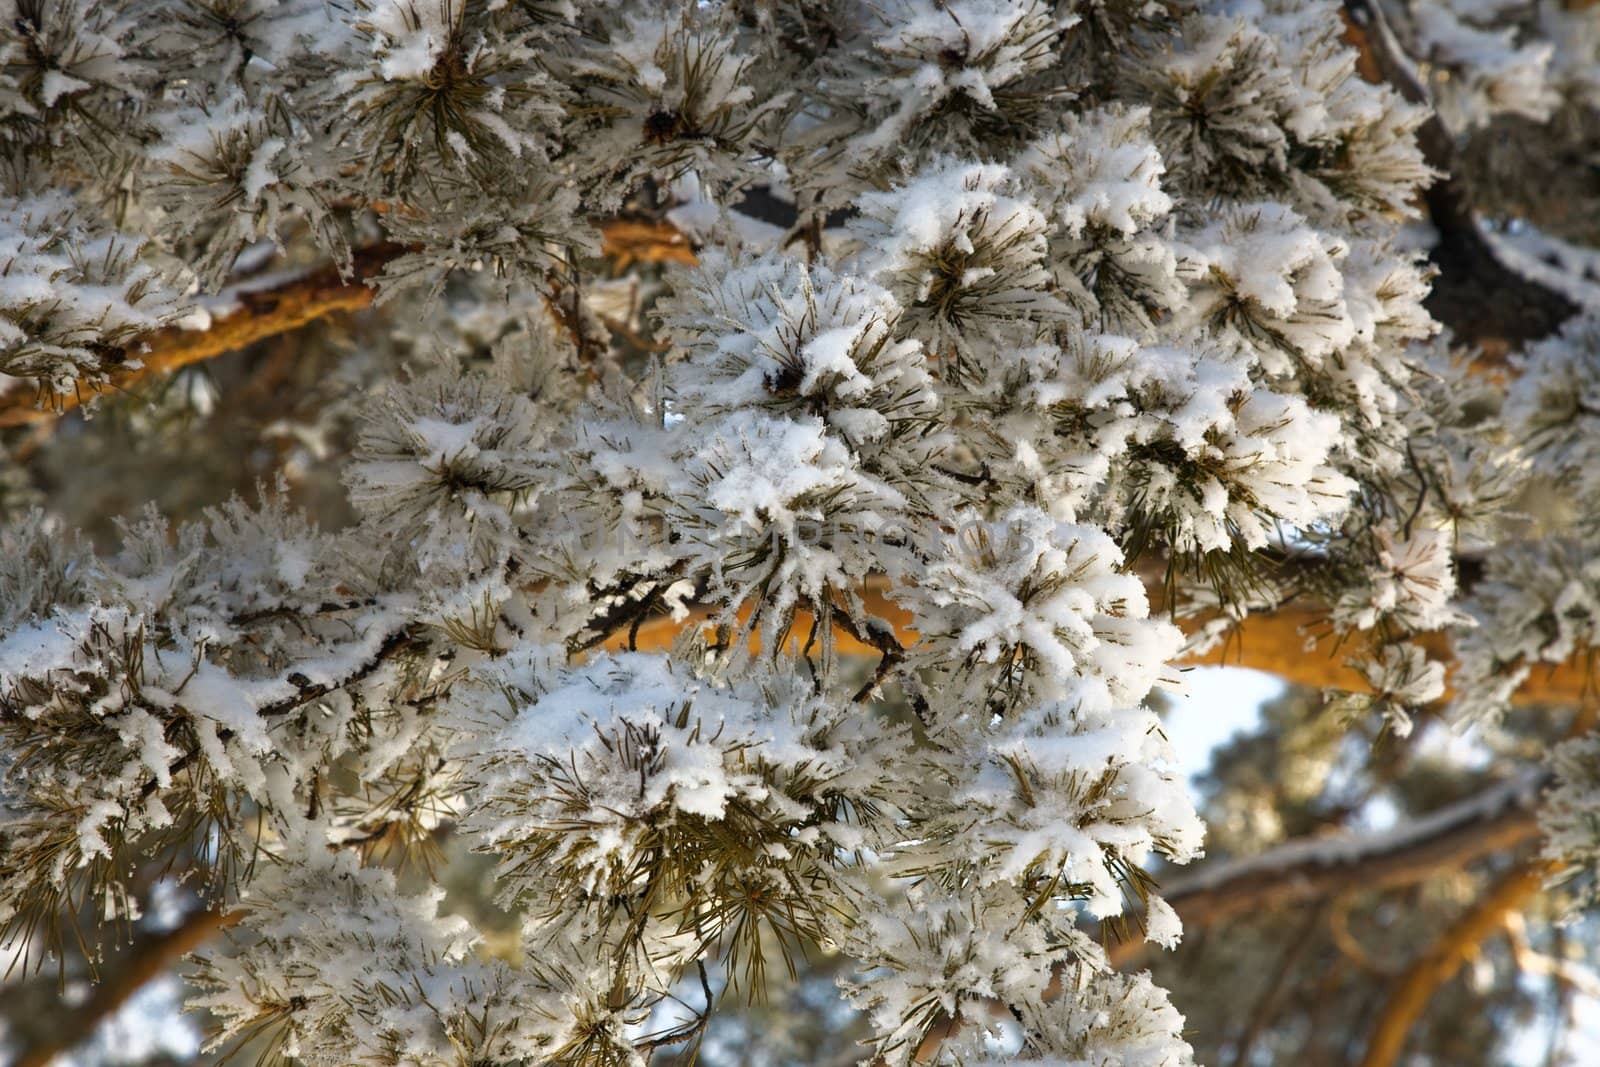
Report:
871,772,1551,1065
1341,0,1578,357
604,579,1596,708
0,244,400,428
1354,857,1556,1067
0,219,700,428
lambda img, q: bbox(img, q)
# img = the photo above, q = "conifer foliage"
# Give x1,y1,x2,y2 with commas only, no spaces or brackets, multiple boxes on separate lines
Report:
1,1,1598,1065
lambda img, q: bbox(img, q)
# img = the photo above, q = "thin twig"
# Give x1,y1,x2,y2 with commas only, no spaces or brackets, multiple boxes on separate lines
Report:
1228,902,1325,1067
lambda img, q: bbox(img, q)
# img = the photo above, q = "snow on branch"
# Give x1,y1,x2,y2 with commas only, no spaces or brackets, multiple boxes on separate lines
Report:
1155,771,1547,926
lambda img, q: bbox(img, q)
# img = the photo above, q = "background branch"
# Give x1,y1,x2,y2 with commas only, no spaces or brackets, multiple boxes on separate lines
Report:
1145,773,1545,930
8,908,240,1067
1355,857,1556,1067
914,775,1554,1063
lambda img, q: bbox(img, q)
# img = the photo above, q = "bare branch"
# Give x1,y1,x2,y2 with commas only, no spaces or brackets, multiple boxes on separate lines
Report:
600,218,698,269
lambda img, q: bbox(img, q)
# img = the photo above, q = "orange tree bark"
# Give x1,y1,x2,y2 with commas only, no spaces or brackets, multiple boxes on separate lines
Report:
0,245,398,428
0,219,696,427
602,585,1594,708
1355,859,1558,1067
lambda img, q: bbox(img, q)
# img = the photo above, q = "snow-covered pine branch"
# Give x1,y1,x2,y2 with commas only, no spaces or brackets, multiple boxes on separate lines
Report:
1,1,1599,1066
